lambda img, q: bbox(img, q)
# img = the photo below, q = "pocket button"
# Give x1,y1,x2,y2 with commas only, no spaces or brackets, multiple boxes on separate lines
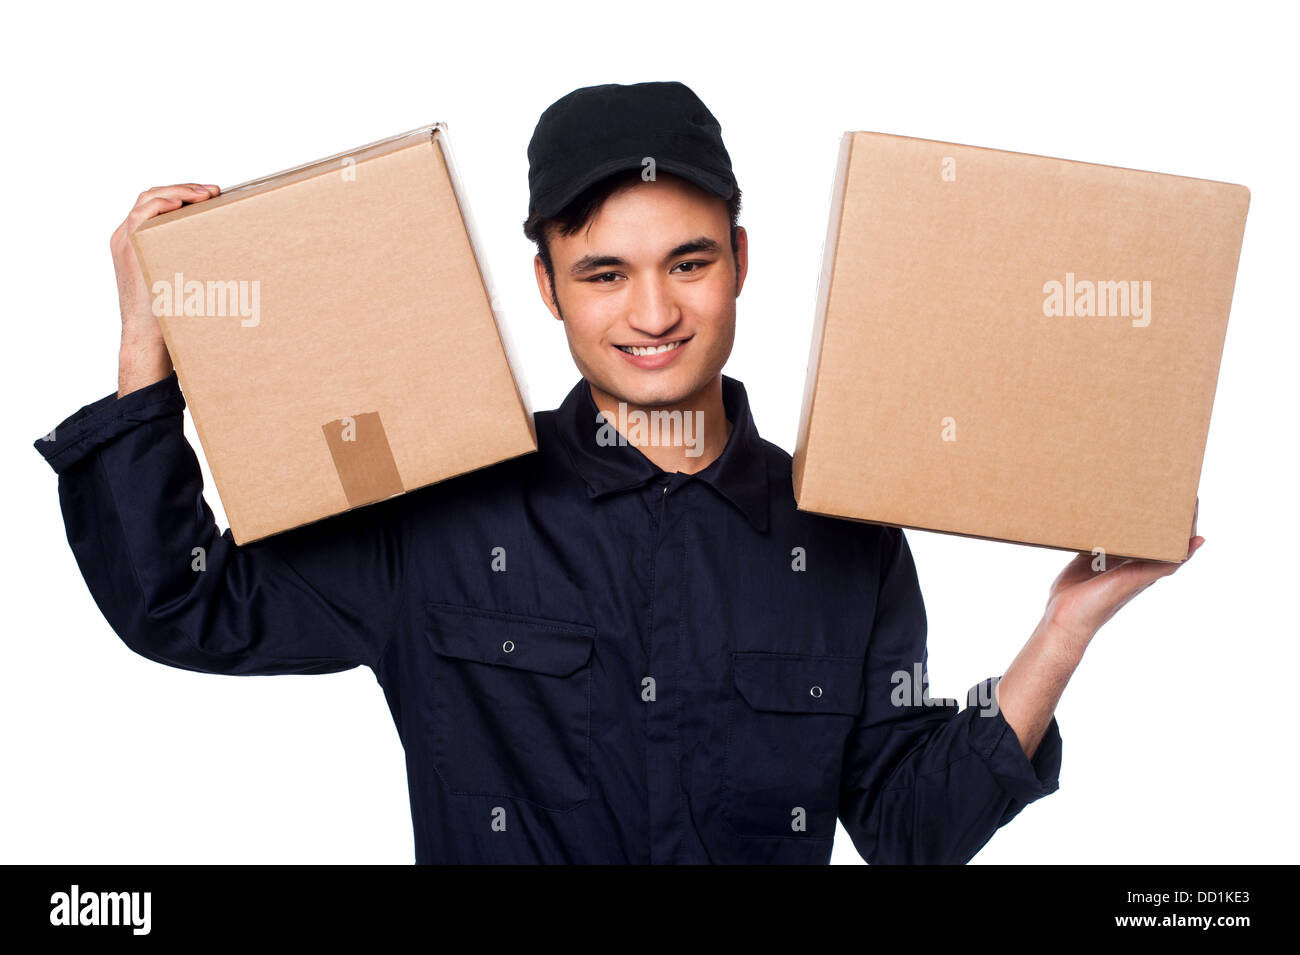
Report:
723,652,864,840
424,602,596,811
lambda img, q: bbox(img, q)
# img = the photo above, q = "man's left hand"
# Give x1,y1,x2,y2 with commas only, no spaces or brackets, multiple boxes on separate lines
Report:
1043,497,1204,653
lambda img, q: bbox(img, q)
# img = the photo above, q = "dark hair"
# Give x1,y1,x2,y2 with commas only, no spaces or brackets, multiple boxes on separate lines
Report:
523,167,743,305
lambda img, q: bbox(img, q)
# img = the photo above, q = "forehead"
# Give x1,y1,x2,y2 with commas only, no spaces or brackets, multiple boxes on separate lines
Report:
547,175,728,253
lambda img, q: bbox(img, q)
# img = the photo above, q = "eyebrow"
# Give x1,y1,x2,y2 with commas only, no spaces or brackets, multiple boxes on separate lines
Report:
568,236,722,277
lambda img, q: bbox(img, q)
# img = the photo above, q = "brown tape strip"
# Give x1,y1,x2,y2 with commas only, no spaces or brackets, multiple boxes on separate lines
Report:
322,412,405,508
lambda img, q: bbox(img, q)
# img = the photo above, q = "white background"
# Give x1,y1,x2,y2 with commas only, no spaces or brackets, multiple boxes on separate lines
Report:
4,0,1295,864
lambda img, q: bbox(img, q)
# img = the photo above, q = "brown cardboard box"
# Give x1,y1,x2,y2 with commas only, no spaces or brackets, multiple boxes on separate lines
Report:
131,123,535,545
793,131,1249,563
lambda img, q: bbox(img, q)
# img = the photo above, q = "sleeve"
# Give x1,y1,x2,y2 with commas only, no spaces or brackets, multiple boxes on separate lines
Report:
33,372,406,676
838,526,1063,864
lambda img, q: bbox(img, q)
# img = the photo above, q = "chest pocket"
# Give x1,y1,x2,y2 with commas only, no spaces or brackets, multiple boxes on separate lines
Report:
424,602,596,811
723,651,865,840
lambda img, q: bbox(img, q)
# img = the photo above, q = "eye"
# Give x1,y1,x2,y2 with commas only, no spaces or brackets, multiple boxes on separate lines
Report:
671,260,709,274
586,271,623,283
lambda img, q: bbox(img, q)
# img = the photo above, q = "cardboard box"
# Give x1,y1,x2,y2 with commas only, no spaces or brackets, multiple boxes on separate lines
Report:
793,132,1249,562
132,123,535,545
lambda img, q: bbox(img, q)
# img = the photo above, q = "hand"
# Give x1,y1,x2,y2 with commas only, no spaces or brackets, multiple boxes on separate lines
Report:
1044,497,1204,652
111,183,219,394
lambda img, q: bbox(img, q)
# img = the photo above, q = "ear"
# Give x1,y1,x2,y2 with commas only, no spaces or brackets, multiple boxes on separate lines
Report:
733,225,749,297
534,254,563,322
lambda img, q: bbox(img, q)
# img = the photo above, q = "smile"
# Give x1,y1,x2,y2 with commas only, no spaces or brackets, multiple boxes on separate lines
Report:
616,340,686,356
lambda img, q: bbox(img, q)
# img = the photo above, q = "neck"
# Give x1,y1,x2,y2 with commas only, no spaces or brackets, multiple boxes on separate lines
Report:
588,375,734,475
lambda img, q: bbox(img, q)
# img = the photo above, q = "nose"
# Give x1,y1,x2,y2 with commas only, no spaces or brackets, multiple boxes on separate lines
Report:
626,273,681,339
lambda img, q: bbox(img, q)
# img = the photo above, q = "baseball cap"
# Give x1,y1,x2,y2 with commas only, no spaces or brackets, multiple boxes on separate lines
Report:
527,80,738,220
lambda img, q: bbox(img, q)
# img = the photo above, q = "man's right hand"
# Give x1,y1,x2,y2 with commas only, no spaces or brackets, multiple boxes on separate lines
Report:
112,183,220,396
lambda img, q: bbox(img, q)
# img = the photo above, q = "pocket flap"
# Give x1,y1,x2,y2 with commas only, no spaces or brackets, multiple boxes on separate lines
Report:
732,652,864,715
425,602,595,678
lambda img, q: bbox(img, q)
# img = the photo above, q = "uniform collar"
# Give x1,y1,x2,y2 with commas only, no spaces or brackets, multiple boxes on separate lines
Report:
554,374,770,533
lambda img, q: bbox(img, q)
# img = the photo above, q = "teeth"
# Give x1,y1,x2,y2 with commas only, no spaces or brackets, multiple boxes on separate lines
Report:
618,340,683,356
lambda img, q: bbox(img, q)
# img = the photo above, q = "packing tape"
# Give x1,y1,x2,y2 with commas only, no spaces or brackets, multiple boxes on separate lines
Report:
322,412,404,508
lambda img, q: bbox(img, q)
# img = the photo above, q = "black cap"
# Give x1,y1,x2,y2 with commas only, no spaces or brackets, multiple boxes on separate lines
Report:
527,81,738,220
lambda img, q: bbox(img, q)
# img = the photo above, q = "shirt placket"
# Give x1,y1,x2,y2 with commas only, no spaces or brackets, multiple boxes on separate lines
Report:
644,469,691,863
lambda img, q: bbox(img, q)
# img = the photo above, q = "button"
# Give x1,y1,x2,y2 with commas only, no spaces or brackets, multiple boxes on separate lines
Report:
502,640,515,653
809,685,823,698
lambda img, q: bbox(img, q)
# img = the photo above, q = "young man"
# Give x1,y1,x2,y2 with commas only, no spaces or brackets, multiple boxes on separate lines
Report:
34,81,1201,864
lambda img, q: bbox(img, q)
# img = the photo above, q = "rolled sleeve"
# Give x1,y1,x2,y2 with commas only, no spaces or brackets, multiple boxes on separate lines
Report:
34,373,185,475
966,675,1063,825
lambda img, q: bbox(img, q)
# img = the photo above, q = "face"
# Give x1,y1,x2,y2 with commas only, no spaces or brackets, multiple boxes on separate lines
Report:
534,174,748,410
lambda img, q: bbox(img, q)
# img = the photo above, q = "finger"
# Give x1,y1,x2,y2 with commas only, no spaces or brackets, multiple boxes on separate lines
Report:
124,195,185,231
1095,559,1170,605
134,183,214,207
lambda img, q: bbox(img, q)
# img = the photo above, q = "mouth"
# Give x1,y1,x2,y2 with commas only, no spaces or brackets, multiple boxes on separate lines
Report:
612,335,693,370
614,336,691,357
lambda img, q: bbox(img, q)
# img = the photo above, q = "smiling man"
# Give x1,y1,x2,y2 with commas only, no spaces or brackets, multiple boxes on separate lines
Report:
532,177,740,474
34,80,1201,864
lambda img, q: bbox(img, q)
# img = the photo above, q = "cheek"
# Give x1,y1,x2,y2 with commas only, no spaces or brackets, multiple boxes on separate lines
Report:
687,272,738,321
564,283,623,324
556,286,607,334
563,317,621,371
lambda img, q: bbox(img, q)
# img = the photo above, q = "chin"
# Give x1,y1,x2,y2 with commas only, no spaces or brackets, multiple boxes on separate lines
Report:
609,369,706,408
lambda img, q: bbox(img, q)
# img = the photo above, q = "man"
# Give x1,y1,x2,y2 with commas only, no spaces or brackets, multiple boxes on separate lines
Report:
34,81,1201,864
